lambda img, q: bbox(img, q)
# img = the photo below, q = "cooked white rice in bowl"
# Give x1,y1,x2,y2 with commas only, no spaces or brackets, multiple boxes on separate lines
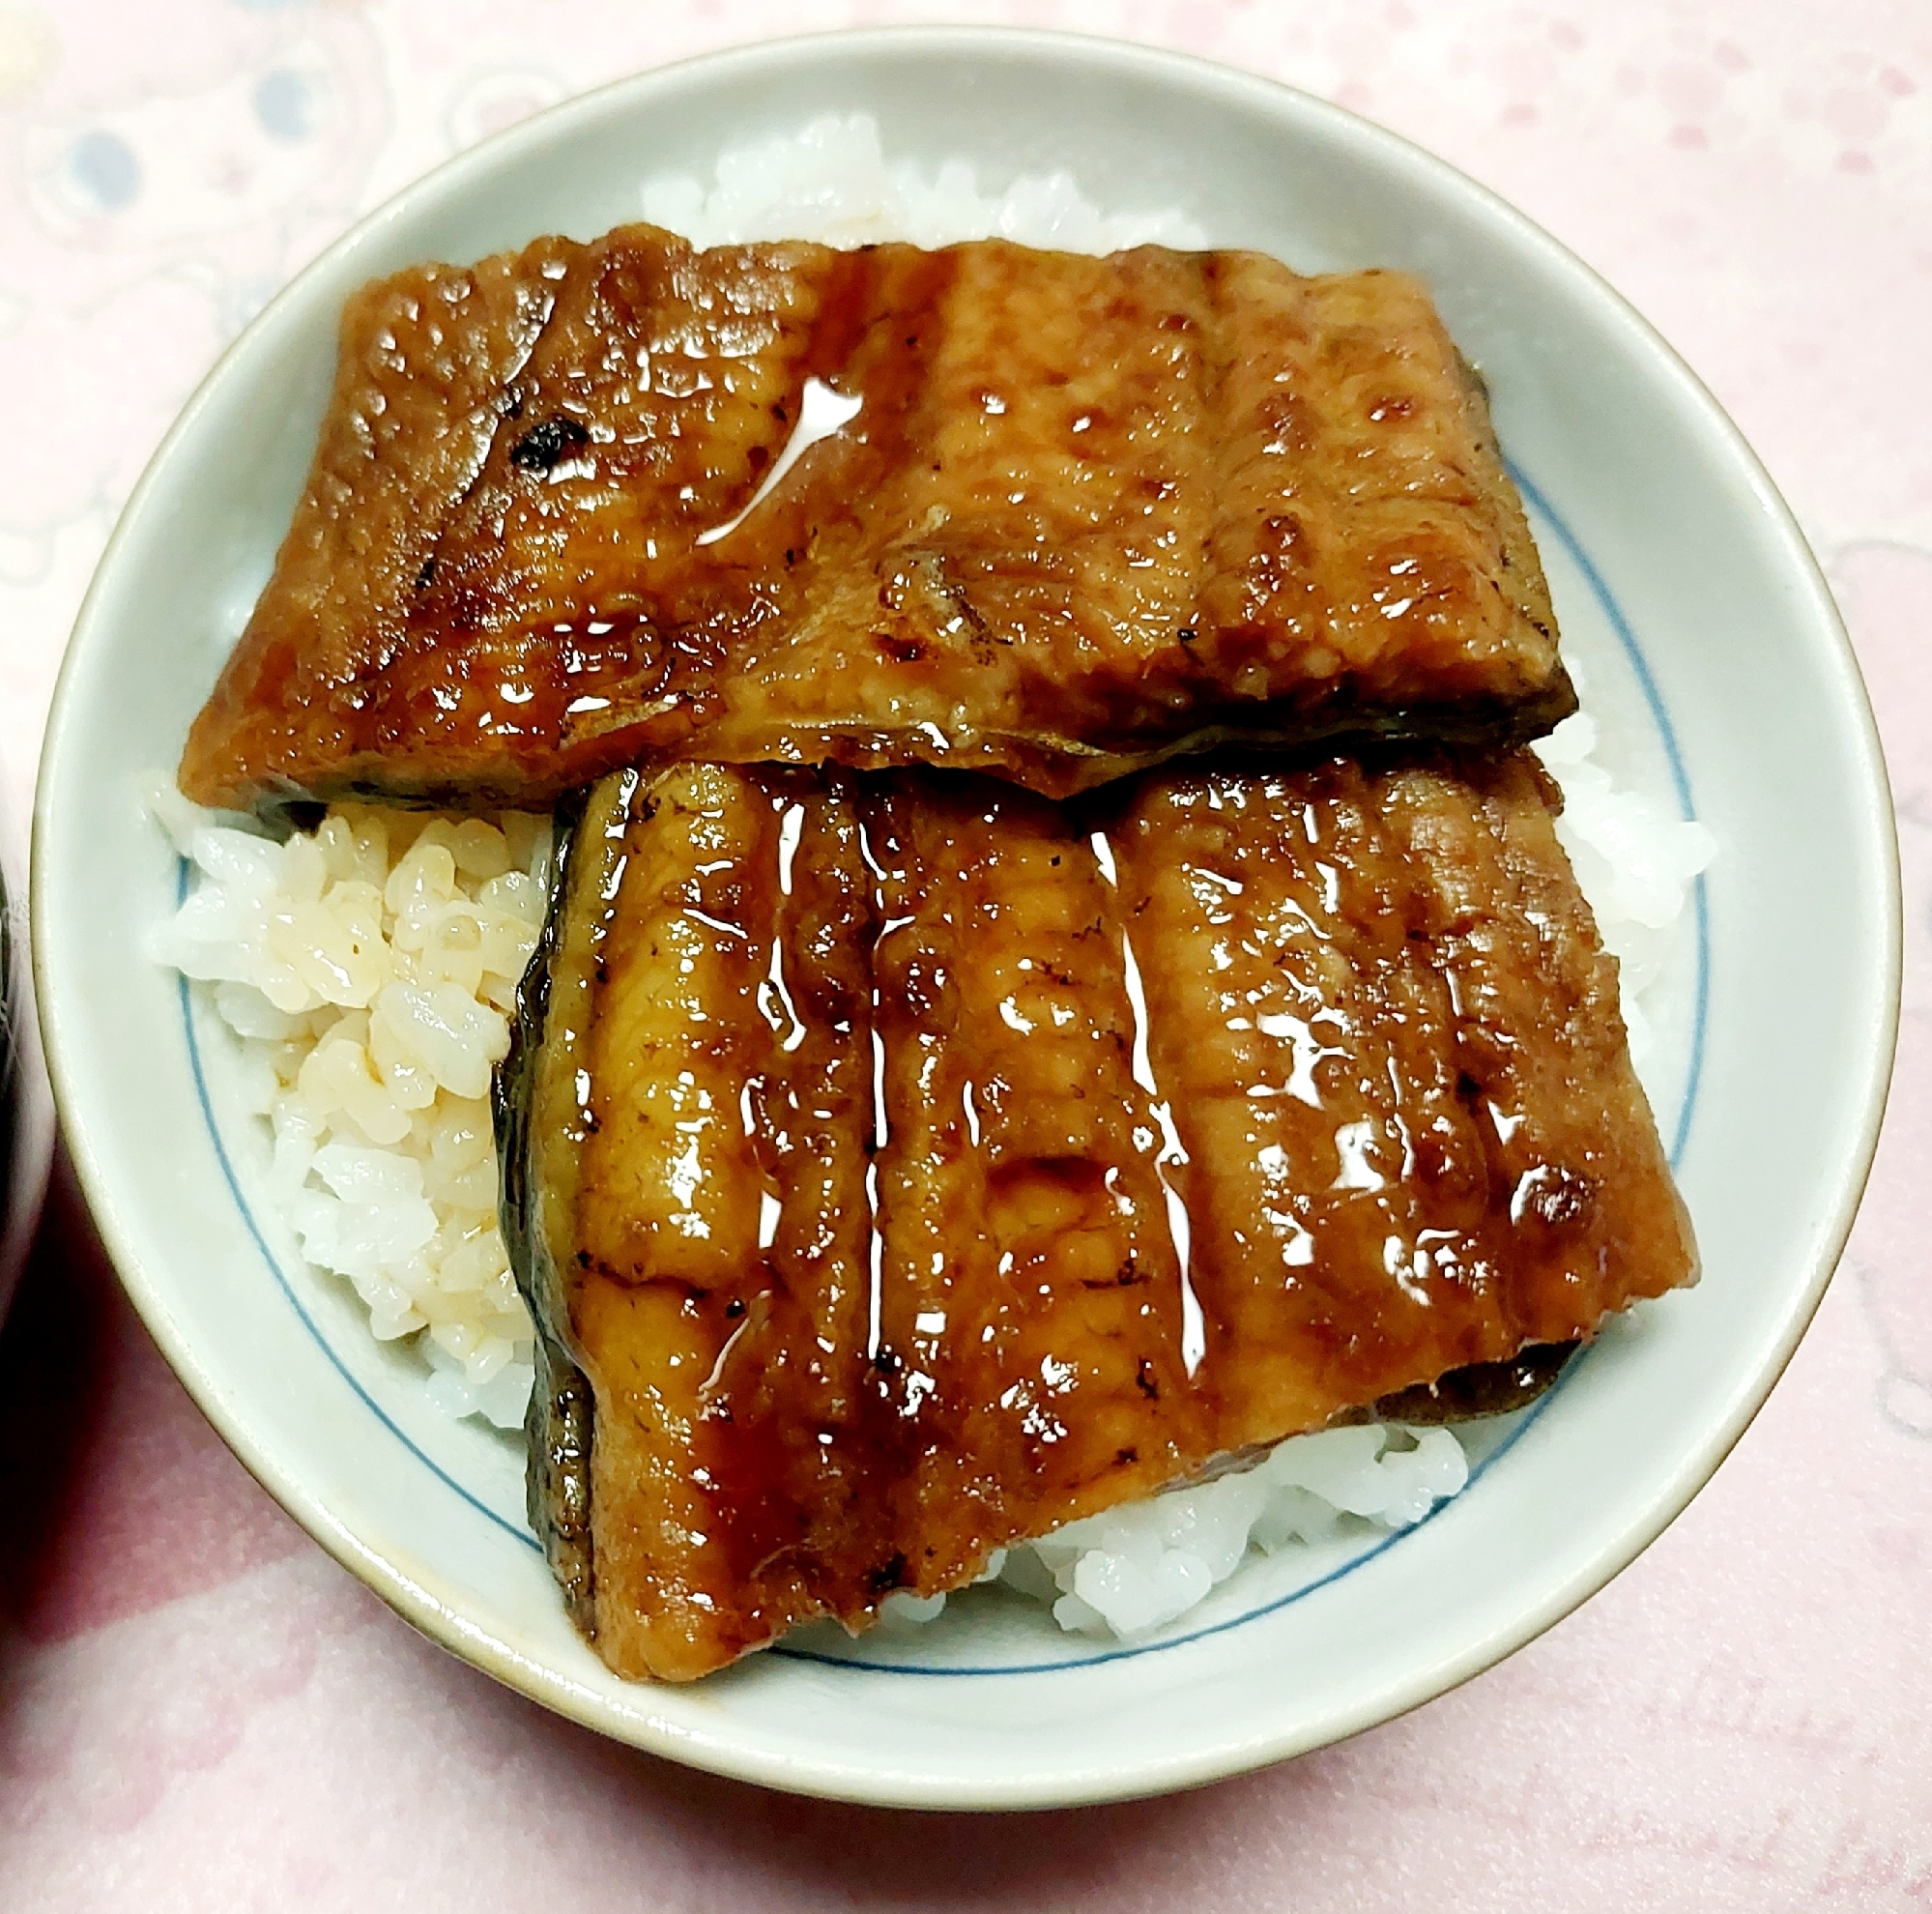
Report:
142,114,1716,1647
144,790,553,1430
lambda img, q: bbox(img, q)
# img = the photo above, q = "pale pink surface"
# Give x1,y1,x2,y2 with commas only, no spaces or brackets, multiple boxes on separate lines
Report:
1,2,1927,1906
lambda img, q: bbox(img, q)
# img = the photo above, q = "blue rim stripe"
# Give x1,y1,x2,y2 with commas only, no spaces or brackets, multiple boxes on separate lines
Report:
1510,464,1712,1167
180,467,1710,1677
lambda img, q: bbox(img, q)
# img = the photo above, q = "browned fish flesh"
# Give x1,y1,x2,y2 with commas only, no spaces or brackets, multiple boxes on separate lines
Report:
499,752,1693,1682
181,227,1572,814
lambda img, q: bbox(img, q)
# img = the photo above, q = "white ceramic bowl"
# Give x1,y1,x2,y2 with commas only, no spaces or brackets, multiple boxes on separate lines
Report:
33,29,1898,1809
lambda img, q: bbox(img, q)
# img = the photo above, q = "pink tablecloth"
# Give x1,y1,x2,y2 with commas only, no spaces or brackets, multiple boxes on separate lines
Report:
3,3,1928,1906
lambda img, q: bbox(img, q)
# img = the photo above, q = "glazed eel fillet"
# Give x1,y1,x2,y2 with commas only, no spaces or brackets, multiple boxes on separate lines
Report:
181,226,1572,814
499,753,1694,1681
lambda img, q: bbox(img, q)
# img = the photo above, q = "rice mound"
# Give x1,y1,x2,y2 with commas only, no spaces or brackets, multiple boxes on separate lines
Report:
1531,682,1717,1073
640,111,1207,253
146,785,551,1430
147,116,1715,1644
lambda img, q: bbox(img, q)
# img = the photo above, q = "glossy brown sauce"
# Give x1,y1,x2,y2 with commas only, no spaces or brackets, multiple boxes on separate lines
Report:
507,753,1694,1680
182,227,1572,813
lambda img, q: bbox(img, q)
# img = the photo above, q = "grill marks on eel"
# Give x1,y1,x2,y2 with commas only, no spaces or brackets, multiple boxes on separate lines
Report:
502,754,1694,1681
181,227,1572,814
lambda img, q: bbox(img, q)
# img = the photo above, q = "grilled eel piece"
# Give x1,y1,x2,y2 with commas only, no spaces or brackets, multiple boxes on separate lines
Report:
497,753,1694,1682
182,226,1572,815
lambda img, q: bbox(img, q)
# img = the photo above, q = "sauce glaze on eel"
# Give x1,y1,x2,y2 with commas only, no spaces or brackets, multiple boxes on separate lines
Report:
182,226,1572,813
499,753,1693,1681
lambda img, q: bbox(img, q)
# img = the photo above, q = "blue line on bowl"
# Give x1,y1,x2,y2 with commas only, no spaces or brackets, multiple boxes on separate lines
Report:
1510,464,1712,1166
179,469,1709,1677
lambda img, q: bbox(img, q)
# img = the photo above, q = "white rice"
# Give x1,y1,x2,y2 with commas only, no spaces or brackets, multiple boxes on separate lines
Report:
1532,672,1718,1074
149,117,1716,1643
145,784,551,1430
640,112,1207,253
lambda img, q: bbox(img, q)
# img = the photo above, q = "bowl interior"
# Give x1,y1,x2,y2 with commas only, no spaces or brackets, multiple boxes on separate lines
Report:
33,29,1897,1808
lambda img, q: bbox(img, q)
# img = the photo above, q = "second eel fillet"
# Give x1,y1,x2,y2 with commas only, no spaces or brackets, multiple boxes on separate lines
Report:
498,753,1694,1681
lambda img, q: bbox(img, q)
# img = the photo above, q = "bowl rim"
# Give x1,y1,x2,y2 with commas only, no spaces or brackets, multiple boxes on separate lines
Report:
31,22,1904,1809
